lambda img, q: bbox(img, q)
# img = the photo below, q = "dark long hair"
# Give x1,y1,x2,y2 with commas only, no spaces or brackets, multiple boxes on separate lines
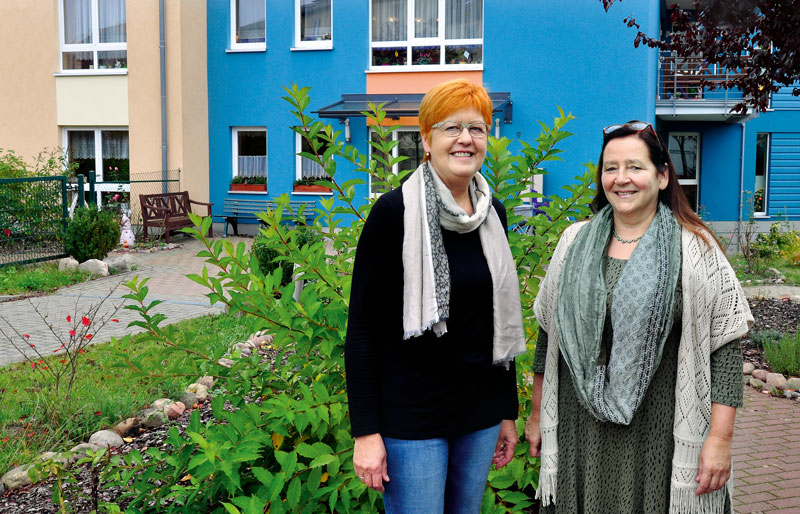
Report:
591,124,717,248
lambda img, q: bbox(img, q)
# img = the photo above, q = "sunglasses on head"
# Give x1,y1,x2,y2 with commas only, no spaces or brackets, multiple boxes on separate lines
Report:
602,121,655,136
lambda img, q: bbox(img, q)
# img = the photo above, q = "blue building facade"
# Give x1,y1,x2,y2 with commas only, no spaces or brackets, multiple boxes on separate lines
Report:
206,0,800,231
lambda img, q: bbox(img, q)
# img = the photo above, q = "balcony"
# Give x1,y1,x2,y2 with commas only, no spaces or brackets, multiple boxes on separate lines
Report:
657,51,749,120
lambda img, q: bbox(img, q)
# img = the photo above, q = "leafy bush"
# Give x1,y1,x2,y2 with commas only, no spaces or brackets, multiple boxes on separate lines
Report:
92,86,595,513
755,220,795,259
781,232,800,266
749,329,784,349
252,227,320,286
64,207,121,263
763,331,800,377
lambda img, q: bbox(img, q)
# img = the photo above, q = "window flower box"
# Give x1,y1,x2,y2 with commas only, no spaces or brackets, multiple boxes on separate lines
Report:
292,178,331,193
231,176,266,192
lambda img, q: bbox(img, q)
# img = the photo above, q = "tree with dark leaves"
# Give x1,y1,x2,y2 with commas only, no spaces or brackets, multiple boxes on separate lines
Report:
602,0,800,113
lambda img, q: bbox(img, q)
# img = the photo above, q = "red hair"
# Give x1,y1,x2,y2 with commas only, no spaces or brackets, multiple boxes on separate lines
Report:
418,79,493,144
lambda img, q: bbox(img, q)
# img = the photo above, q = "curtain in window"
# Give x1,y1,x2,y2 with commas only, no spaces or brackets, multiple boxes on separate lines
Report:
64,0,92,44
237,0,266,43
102,131,129,159
415,0,437,38
372,0,406,41
446,0,482,39
68,131,95,159
99,0,127,43
301,0,331,41
301,159,326,179
238,157,267,177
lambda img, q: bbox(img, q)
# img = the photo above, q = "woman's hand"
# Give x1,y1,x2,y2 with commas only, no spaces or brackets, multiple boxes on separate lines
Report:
493,420,519,469
695,434,732,495
524,416,542,457
353,433,390,492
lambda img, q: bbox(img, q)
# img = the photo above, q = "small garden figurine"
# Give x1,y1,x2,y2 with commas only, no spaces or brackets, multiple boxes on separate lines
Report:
120,213,135,248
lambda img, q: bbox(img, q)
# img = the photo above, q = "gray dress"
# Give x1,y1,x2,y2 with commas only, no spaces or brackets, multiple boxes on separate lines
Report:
534,256,742,514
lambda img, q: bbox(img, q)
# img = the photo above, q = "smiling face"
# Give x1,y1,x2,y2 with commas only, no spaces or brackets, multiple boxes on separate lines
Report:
601,134,668,223
421,107,488,192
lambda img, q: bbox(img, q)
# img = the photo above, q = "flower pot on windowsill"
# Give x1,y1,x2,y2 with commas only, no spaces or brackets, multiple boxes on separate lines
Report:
293,184,331,193
230,183,266,192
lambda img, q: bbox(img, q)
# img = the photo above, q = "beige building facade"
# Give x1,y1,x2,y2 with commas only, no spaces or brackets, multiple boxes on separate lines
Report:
0,0,209,209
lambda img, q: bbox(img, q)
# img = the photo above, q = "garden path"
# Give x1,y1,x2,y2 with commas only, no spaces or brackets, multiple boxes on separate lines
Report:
0,235,250,367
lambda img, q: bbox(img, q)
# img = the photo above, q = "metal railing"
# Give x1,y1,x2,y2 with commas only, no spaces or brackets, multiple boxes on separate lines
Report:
658,51,746,109
0,176,69,267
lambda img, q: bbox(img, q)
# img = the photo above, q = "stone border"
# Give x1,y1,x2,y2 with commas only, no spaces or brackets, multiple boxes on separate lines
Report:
743,363,800,401
0,330,274,494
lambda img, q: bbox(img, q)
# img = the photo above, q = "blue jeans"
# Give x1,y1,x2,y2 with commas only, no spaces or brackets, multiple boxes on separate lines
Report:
382,423,501,514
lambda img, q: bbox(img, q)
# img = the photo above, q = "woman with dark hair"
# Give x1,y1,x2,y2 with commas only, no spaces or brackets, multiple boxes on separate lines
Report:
525,121,753,513
345,79,525,512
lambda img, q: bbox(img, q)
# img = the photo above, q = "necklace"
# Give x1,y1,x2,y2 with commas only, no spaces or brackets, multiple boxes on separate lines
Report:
612,229,644,244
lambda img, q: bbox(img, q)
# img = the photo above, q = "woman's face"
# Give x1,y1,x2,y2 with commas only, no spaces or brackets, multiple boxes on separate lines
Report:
601,135,668,221
421,107,488,190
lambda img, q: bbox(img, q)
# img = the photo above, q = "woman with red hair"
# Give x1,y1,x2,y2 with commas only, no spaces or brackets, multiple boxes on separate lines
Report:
345,78,526,512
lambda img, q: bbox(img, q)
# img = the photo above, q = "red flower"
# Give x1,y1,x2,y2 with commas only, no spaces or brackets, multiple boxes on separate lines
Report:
29,343,35,348
111,319,119,323
85,334,93,340
31,362,36,369
53,348,60,353
1,437,8,443
94,411,102,416
24,334,29,339
79,349,85,354
81,316,90,327
69,330,76,337
66,315,71,323
59,360,66,363
3,228,10,237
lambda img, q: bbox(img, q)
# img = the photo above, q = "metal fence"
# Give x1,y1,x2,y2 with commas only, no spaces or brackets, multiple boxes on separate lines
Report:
99,169,181,229
0,176,68,267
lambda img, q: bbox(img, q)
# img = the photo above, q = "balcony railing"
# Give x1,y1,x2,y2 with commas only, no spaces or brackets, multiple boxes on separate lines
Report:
658,51,746,111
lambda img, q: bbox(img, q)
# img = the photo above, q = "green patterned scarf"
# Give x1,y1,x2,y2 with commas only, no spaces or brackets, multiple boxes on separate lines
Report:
555,203,681,424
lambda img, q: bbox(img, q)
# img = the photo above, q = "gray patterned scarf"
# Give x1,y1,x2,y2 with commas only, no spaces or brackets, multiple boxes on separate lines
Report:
555,203,681,424
401,162,526,366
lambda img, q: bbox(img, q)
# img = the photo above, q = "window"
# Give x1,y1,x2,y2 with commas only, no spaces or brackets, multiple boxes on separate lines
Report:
368,127,424,194
231,0,266,50
232,128,267,181
65,128,129,181
59,0,127,71
370,0,483,69
295,132,332,181
755,133,769,215
295,0,332,49
667,132,700,211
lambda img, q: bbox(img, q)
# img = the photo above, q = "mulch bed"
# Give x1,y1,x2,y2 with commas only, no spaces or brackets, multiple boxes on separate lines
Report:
2,299,799,512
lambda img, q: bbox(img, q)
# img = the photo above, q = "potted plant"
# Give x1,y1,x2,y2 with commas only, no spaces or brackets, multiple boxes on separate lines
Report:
293,177,331,193
230,176,267,191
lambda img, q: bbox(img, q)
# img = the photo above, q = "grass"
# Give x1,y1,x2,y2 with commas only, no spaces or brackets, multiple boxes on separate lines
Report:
0,262,93,296
0,312,261,475
729,254,800,286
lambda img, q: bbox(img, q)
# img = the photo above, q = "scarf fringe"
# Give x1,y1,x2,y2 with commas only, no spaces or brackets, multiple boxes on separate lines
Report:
535,468,557,506
669,484,728,514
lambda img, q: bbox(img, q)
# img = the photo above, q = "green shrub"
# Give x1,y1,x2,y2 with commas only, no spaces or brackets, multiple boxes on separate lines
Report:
763,331,800,377
749,329,784,349
252,227,321,286
781,232,800,266
755,221,795,259
93,87,594,513
64,207,121,263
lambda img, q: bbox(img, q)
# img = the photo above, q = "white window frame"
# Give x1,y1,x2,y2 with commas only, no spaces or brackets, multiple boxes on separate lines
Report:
58,0,127,73
232,127,268,179
294,131,334,195
368,0,484,72
754,132,770,216
230,0,266,51
668,131,700,210
293,0,333,50
62,127,130,207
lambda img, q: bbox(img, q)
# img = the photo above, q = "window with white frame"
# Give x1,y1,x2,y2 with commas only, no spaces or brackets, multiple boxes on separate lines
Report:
232,128,267,180
59,0,127,71
370,0,483,69
65,128,129,181
755,133,769,215
667,132,700,212
231,0,266,49
368,127,424,194
295,131,332,182
295,0,332,49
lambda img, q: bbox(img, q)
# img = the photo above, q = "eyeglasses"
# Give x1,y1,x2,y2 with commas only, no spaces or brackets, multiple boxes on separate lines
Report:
432,121,491,138
603,121,655,137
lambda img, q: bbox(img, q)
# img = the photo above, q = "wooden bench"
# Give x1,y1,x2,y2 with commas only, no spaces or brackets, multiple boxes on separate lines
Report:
139,192,213,243
219,198,316,236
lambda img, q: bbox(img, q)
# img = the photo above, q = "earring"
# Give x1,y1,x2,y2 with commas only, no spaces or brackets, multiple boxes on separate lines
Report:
425,152,431,159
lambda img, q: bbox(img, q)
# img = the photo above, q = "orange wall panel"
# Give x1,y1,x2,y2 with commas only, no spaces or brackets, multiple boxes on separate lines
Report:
366,71,483,94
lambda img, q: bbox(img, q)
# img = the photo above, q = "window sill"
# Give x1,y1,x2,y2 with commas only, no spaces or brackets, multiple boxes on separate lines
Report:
54,70,128,77
227,190,269,195
291,44,333,52
754,213,769,218
226,47,266,53
365,64,483,73
291,191,333,196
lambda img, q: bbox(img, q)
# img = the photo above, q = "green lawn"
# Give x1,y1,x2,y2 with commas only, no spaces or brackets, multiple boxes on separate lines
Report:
0,262,93,296
0,313,260,474
729,254,800,286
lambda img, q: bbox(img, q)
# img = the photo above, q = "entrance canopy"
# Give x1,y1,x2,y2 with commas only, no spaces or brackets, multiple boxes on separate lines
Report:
314,92,512,123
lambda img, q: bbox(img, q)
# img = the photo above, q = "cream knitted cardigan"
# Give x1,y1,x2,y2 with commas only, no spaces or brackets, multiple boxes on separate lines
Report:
533,221,753,514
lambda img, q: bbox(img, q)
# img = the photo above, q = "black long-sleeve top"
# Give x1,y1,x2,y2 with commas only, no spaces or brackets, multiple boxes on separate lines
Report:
345,185,519,439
